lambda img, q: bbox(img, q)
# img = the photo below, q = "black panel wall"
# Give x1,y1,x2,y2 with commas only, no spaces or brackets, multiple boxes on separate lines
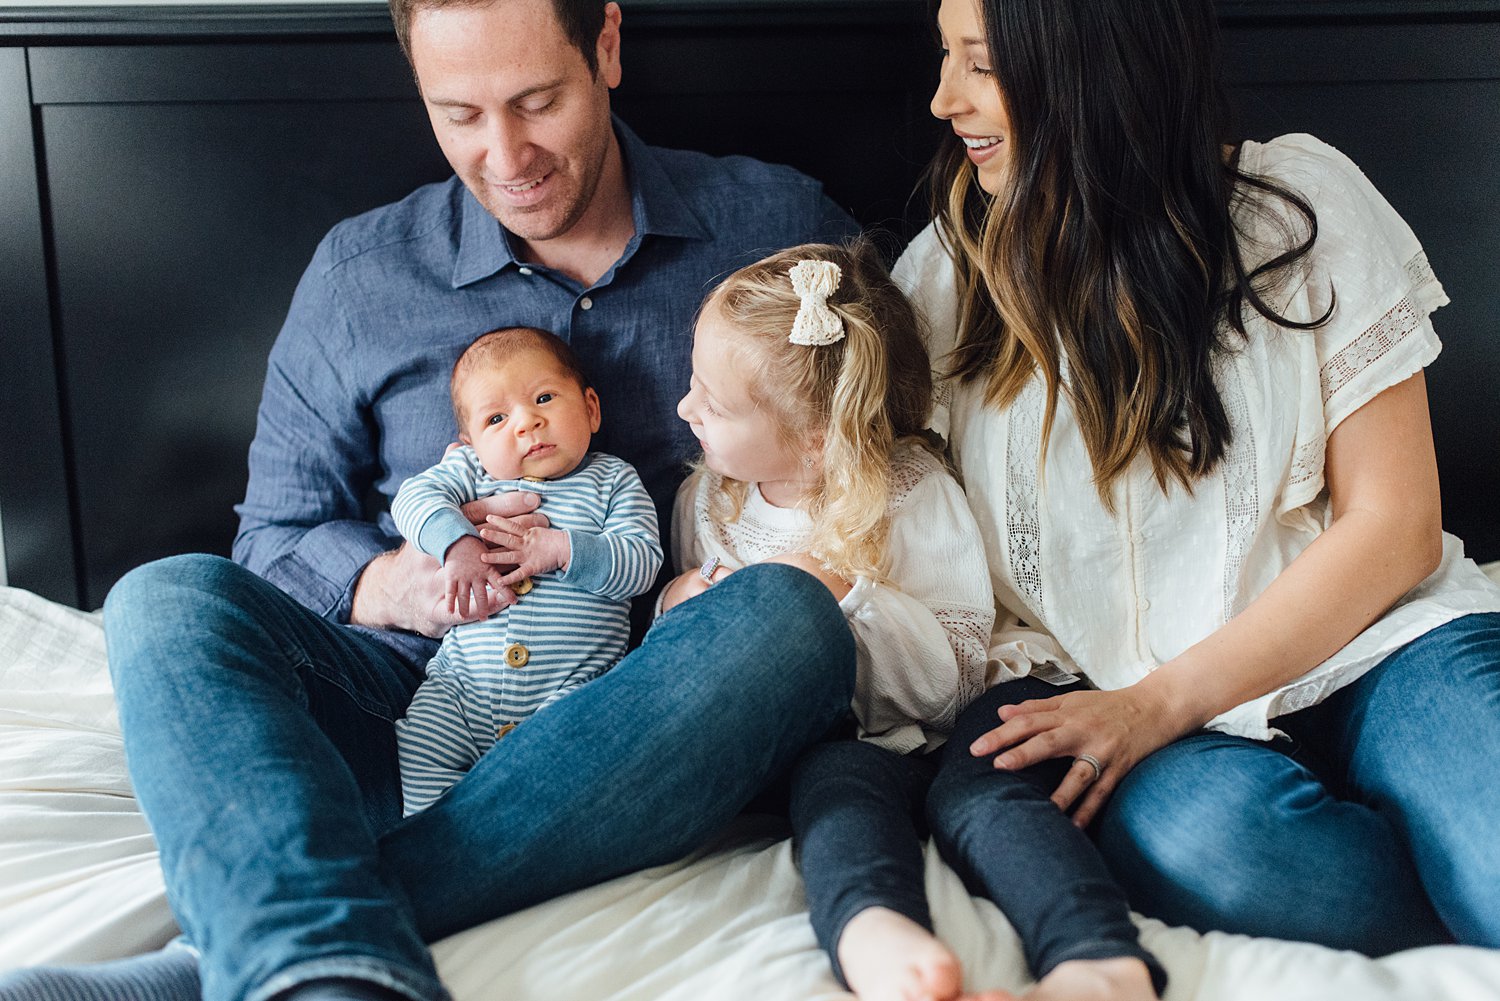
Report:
1,2,1498,610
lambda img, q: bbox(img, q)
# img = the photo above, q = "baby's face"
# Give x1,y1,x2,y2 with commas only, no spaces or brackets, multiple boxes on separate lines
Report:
458,346,600,481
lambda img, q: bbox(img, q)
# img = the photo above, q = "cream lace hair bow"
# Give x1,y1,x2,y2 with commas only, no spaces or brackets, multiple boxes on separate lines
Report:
788,260,845,346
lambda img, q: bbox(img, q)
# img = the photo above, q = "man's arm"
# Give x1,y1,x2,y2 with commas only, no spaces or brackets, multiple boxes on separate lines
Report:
232,243,390,622
233,240,542,636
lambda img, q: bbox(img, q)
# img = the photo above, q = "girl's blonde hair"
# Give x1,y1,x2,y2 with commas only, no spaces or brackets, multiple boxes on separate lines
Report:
701,238,932,582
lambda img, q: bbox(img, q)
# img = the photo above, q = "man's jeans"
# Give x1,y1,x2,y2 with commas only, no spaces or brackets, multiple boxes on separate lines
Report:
104,555,855,1001
1097,612,1500,954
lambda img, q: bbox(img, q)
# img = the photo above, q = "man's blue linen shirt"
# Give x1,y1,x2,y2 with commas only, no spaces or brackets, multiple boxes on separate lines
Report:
232,119,859,666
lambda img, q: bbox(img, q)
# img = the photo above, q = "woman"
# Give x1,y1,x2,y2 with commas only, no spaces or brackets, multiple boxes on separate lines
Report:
895,0,1500,968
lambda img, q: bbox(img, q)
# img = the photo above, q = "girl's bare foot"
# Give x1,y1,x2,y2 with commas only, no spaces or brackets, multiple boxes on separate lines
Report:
960,957,1159,1001
836,906,965,1001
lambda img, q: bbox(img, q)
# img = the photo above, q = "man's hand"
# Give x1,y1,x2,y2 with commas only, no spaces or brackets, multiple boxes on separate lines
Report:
351,540,515,638
461,491,547,532
351,491,546,638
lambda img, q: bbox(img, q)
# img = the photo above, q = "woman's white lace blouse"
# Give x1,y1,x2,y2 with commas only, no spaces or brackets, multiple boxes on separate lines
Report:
894,133,1500,740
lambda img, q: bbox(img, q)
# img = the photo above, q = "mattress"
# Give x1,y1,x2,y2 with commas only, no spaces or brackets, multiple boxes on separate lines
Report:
3,580,1498,1000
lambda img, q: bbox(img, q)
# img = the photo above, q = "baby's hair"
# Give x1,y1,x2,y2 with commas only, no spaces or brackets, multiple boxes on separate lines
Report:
450,327,589,429
702,237,933,581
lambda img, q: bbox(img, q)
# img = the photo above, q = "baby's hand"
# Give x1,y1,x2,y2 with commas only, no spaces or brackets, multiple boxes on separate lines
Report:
441,535,509,618
482,517,572,588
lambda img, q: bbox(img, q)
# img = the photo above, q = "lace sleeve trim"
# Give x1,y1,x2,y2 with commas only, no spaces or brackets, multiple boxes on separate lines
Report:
885,442,947,509
1288,437,1326,493
933,606,991,714
1319,251,1438,404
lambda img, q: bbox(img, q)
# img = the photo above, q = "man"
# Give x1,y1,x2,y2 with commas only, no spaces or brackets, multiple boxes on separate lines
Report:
0,2,858,1000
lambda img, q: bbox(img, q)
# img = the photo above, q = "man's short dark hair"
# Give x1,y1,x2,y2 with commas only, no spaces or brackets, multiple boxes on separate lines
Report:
389,0,607,76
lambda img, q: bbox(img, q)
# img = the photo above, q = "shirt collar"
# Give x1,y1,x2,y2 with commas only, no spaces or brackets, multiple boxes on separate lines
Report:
452,115,709,289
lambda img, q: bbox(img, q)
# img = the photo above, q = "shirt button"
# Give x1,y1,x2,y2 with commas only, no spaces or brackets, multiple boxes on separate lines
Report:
512,578,534,595
579,296,593,310
518,266,533,276
504,642,530,668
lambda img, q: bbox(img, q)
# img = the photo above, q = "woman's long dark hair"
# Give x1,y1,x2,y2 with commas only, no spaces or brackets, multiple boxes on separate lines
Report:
928,0,1330,502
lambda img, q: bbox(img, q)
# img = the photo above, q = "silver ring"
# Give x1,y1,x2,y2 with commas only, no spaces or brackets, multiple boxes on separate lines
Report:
1076,753,1103,783
699,556,721,583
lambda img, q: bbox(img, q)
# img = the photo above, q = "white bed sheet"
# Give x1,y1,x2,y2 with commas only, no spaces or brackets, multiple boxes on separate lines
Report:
3,579,1499,1000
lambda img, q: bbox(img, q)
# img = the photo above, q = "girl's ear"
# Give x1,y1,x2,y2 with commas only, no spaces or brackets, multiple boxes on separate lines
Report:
801,432,825,470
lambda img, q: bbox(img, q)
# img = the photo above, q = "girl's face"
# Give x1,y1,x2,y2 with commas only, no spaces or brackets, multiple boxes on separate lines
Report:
677,304,819,507
930,0,1012,196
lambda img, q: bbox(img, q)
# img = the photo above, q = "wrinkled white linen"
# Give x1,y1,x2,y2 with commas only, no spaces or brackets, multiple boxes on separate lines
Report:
3,579,1499,999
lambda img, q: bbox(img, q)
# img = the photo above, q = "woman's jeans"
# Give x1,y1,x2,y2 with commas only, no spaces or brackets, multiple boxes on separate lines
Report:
103,554,855,1001
789,677,1165,994
1096,612,1500,954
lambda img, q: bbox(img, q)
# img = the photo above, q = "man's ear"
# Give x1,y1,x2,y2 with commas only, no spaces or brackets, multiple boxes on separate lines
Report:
597,2,623,90
585,387,602,433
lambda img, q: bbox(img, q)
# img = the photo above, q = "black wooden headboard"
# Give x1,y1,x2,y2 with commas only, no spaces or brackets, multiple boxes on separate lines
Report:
3,1,1498,610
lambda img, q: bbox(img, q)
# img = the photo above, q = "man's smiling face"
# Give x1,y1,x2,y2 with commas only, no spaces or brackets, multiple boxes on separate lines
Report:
410,0,622,244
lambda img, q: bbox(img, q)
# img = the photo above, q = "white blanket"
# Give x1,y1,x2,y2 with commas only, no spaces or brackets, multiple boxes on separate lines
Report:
3,581,1499,1000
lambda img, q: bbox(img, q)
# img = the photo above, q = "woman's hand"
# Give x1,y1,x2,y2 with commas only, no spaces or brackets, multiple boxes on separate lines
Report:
969,685,1190,828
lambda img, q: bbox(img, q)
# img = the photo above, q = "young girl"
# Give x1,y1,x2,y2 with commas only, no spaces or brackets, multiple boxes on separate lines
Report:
660,241,1167,1001
899,0,1500,964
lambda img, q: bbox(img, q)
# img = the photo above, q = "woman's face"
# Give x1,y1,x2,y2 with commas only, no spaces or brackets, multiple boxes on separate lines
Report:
930,0,1012,196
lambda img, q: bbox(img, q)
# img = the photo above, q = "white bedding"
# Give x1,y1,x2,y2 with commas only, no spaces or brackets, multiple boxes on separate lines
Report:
4,578,1500,1000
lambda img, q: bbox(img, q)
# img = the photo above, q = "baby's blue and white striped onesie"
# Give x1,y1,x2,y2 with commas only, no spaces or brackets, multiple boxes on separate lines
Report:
391,447,662,814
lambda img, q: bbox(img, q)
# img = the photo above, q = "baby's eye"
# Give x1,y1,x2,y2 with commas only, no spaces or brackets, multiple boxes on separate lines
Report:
536,393,554,404
488,413,507,426
704,400,720,417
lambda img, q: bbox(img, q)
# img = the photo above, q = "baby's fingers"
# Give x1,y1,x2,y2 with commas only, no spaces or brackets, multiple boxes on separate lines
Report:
497,566,531,589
